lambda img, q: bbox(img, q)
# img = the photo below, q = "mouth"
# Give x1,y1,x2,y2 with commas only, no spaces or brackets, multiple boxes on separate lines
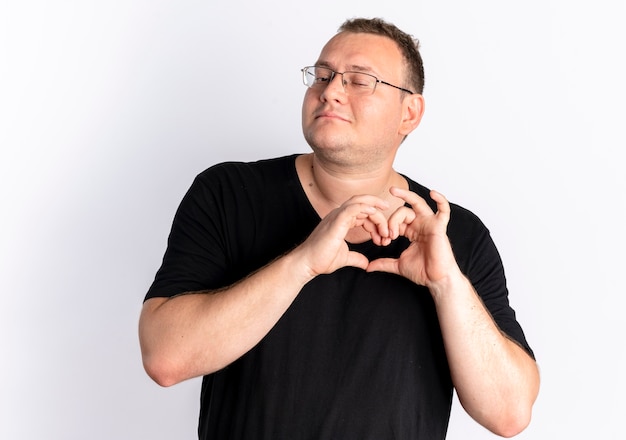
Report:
314,111,350,122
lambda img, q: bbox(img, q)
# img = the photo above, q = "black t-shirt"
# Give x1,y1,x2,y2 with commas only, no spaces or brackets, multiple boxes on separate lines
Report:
146,155,533,440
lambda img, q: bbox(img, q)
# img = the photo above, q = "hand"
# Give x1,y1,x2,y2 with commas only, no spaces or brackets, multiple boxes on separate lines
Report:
296,195,390,277
366,187,461,288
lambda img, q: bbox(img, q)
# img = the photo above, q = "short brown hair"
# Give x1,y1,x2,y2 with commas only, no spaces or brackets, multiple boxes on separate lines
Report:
338,18,425,94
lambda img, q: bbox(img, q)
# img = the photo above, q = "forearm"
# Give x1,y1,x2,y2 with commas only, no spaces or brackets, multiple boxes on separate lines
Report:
139,196,390,387
430,272,540,437
139,249,313,386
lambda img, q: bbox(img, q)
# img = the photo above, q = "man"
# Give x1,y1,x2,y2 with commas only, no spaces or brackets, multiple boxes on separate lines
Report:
139,17,540,439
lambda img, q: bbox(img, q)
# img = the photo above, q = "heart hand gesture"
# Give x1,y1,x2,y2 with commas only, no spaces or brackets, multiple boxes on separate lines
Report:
366,187,461,289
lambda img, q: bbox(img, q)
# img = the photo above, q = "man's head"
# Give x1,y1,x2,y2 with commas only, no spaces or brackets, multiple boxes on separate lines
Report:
301,18,425,168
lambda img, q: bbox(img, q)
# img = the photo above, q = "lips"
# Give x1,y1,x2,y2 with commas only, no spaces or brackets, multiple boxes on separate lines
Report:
314,110,350,122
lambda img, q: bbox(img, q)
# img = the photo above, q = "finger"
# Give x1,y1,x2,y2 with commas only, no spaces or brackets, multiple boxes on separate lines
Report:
339,202,378,225
345,251,370,270
389,186,437,215
332,203,388,245
387,206,416,240
366,257,400,275
360,219,383,245
429,190,451,222
342,194,390,212
360,210,390,242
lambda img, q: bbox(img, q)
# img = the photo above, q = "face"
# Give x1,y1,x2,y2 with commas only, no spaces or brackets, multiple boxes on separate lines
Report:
301,32,419,168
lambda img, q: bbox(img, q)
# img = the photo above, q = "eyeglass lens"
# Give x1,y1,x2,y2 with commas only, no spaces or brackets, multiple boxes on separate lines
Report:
303,67,376,95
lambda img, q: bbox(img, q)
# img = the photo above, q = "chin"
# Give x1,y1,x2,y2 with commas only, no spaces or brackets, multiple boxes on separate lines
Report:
304,130,352,152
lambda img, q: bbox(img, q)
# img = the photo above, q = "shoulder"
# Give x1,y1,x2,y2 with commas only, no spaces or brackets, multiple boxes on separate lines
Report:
183,155,300,202
178,154,306,219
196,154,299,184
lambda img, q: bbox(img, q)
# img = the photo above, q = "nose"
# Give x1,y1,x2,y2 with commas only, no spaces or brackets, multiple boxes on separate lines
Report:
320,72,347,102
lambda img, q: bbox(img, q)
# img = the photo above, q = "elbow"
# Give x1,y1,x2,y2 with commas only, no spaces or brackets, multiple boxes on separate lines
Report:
140,344,225,387
492,368,540,437
139,304,193,387
482,399,534,438
461,390,536,438
490,409,532,438
140,335,194,387
142,352,184,388
476,358,540,437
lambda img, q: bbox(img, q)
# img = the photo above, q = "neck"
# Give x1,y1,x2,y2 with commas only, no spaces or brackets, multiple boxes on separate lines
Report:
296,153,408,218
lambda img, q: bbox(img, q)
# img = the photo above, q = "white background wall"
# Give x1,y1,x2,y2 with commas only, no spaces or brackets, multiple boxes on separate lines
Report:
1,1,624,439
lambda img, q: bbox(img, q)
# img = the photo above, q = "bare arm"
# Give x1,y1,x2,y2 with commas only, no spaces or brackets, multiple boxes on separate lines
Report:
430,273,539,438
139,251,312,387
139,196,390,386
367,187,540,437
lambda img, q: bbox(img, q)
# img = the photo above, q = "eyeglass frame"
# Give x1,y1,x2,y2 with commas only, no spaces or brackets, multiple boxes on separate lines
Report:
301,66,415,96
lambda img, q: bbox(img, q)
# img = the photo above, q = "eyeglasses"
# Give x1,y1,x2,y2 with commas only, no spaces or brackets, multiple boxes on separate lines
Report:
301,66,414,96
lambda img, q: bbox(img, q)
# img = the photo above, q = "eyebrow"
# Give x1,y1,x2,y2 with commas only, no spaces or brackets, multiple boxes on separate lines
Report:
315,60,378,75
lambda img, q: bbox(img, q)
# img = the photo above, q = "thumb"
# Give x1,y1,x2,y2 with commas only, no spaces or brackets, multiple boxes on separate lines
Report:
366,257,400,275
345,251,371,271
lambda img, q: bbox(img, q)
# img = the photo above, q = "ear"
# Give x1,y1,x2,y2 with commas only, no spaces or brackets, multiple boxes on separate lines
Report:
399,94,425,136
